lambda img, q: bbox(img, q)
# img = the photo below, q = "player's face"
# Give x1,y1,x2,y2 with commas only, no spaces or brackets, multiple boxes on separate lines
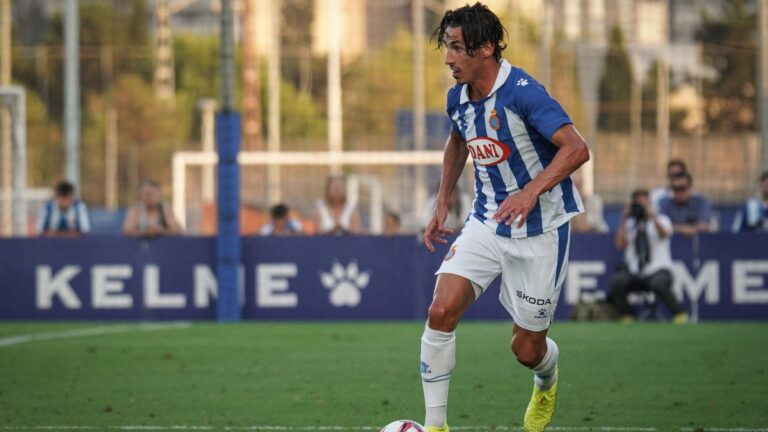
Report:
141,185,161,207
384,215,400,236
326,178,346,202
671,178,691,203
442,26,484,85
56,195,73,211
273,217,288,232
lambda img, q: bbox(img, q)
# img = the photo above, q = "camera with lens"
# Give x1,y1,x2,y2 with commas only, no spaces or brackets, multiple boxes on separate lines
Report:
630,202,646,220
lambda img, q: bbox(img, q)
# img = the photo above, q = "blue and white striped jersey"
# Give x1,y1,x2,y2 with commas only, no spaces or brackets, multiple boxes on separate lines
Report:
36,199,91,235
732,197,768,232
447,60,583,238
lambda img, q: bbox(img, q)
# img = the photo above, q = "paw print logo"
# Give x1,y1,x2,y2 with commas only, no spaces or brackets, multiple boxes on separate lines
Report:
320,261,371,307
516,78,529,87
535,308,548,319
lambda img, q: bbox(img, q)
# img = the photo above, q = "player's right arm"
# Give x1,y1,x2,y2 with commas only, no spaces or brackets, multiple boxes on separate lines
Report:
615,204,630,250
424,130,469,252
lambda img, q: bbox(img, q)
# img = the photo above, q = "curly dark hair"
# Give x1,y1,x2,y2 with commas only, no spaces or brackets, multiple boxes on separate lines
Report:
54,180,75,197
432,2,508,62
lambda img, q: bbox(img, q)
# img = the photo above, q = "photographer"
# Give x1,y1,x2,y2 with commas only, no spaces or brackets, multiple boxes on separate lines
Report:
607,189,688,323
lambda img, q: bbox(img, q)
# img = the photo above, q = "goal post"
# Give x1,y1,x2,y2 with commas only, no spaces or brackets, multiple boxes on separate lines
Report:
0,85,26,237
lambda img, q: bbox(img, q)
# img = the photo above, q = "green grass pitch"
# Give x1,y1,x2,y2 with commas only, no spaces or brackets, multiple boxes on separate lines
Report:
1,321,767,431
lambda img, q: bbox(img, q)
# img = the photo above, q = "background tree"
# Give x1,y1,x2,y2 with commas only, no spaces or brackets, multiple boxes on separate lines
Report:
695,0,757,132
12,0,153,205
598,26,632,132
342,29,451,149
281,0,314,94
642,60,660,132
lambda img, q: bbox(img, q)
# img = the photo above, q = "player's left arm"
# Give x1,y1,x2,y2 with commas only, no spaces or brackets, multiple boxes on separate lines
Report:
696,197,714,233
494,124,590,227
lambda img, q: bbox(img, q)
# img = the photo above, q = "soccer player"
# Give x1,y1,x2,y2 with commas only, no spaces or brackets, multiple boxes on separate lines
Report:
36,180,91,237
420,4,590,432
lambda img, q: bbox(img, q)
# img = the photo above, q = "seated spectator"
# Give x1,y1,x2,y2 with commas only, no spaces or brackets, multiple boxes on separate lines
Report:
650,159,687,212
383,211,401,237
314,174,362,235
659,173,713,237
36,180,90,237
123,180,182,238
570,172,608,233
607,189,688,323
259,203,303,236
732,171,768,232
421,184,472,232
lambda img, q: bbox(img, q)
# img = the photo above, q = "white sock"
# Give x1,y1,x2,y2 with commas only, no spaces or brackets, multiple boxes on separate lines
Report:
532,337,559,390
421,324,456,427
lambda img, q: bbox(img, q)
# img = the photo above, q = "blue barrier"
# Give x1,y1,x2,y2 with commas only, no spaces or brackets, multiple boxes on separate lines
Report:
0,234,766,321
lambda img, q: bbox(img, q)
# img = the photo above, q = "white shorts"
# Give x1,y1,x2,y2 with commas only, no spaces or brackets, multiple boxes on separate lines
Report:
436,217,571,331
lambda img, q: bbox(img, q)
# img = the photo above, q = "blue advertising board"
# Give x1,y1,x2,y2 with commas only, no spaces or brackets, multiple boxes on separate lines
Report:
0,234,766,321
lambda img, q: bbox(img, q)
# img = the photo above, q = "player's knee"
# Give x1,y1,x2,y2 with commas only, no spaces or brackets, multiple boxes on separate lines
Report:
609,272,631,294
427,302,460,332
650,270,673,290
514,347,544,368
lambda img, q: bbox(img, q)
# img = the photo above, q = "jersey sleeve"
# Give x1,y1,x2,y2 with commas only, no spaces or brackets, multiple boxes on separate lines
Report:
516,73,572,140
731,206,746,232
77,201,91,233
449,118,461,136
446,85,463,137
696,196,713,224
35,202,49,235
658,214,674,234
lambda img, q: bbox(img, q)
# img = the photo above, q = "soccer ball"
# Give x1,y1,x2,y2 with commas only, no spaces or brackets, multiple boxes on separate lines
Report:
379,420,426,432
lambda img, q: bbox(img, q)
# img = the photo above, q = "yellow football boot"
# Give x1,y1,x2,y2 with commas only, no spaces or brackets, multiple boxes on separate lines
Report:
523,369,559,432
425,425,449,432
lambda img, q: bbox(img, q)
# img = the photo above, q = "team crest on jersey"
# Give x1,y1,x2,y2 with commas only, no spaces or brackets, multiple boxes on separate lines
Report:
466,137,511,166
488,109,501,130
444,245,457,261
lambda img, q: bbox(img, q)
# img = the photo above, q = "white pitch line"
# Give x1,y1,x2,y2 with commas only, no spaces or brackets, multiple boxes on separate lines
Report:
546,428,657,432
0,322,192,348
0,426,765,432
680,429,768,432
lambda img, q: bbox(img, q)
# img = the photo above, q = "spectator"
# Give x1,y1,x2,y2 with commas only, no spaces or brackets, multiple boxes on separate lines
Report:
383,211,401,237
314,174,362,235
570,172,608,233
650,159,687,212
732,171,768,233
421,184,472,232
659,173,713,237
607,189,688,323
123,180,182,238
259,203,303,236
36,180,90,237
